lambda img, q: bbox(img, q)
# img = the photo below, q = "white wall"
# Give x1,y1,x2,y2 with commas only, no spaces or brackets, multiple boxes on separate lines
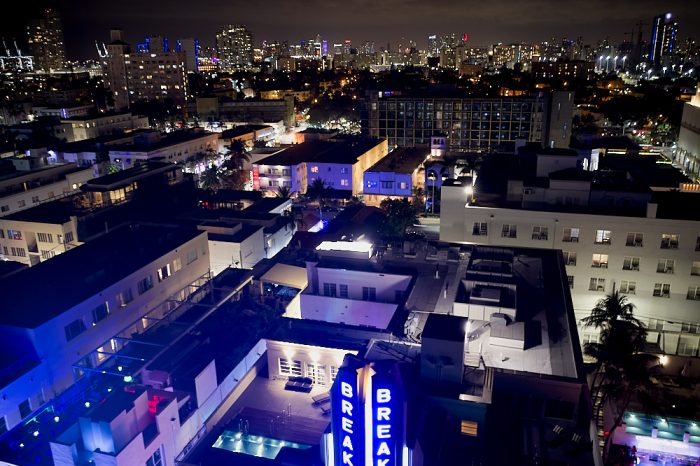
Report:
265,339,354,387
300,294,399,329
441,185,700,354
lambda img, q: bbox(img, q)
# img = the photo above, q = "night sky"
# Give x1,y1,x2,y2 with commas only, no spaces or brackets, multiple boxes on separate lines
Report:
3,0,700,60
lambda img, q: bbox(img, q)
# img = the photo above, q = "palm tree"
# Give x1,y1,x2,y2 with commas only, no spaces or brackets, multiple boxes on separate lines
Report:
581,291,652,463
276,185,291,199
306,178,330,221
199,166,222,192
221,139,249,172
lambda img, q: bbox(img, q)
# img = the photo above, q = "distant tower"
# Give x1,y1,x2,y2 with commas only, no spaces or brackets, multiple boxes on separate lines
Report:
26,8,66,72
216,25,253,72
649,13,677,66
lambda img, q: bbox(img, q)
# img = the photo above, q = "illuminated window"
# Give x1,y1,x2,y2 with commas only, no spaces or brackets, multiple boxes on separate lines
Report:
157,263,172,281
306,363,327,386
660,234,679,249
460,420,478,436
7,229,22,240
592,254,608,268
594,229,612,245
340,179,349,187
117,289,134,308
311,166,319,173
279,358,302,376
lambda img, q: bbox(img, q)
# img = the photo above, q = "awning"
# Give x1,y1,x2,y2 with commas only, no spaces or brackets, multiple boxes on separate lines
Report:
260,263,308,290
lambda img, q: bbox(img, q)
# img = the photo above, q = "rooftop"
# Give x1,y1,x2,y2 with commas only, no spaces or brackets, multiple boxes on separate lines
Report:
61,111,135,122
80,161,176,191
255,138,384,166
220,125,272,139
109,129,218,153
0,224,204,328
366,147,429,174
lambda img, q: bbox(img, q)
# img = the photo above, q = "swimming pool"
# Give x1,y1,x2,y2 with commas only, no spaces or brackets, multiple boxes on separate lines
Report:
212,431,312,459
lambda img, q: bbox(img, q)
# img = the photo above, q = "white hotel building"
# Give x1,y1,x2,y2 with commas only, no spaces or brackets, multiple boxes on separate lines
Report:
440,151,700,356
0,224,210,434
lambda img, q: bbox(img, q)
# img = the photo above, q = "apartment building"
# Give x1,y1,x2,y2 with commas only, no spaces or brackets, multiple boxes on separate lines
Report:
361,90,573,152
362,146,429,205
252,138,389,196
0,224,210,434
0,162,195,265
58,112,149,142
677,84,700,181
440,150,700,355
59,129,219,169
0,159,93,218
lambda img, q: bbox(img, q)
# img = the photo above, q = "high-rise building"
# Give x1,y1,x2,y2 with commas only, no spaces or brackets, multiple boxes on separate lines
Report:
649,12,678,66
216,24,254,71
25,8,66,72
362,91,574,152
102,30,189,110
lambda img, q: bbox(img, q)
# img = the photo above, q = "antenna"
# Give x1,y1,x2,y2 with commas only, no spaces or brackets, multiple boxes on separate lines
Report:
2,39,9,56
13,39,22,56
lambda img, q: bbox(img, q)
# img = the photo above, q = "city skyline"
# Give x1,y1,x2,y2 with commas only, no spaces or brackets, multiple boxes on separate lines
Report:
2,0,700,60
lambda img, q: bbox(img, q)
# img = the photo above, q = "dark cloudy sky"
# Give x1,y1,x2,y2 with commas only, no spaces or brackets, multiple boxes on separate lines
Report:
4,0,700,60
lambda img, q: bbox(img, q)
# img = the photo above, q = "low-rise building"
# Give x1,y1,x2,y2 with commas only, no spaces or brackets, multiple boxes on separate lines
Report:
0,224,210,435
0,162,195,265
0,159,93,217
252,138,389,196
362,146,429,205
58,112,149,142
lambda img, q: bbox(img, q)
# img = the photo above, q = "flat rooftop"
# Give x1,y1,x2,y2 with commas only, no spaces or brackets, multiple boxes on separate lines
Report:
61,111,134,122
81,161,175,191
3,194,82,224
0,224,204,328
221,125,272,139
109,130,218,153
366,147,429,174
255,138,384,166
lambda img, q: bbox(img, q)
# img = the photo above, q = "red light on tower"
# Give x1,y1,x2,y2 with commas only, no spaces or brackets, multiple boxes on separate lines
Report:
462,33,469,43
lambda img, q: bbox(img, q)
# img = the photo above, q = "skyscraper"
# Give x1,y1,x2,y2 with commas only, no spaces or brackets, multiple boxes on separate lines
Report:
102,30,189,110
26,8,66,72
216,25,254,72
649,12,677,66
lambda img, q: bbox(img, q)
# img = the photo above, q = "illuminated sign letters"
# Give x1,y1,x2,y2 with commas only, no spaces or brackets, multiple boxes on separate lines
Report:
332,357,405,466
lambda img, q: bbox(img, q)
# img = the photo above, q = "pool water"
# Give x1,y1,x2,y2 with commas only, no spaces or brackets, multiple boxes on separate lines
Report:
212,431,311,459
